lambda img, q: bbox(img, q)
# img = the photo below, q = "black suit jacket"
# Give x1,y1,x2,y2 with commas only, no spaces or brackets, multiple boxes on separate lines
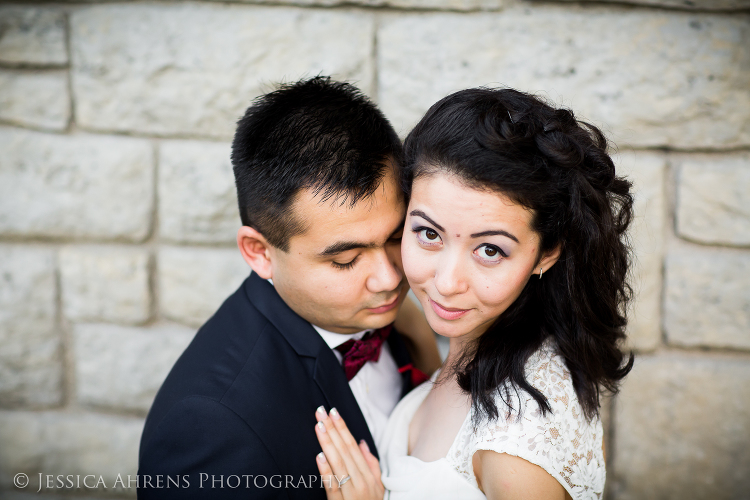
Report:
138,272,416,499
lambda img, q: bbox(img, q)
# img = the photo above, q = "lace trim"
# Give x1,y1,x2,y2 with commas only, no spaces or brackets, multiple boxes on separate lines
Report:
445,340,605,500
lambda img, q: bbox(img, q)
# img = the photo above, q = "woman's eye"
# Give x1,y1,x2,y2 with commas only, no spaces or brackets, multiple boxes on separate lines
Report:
475,244,505,262
415,227,442,245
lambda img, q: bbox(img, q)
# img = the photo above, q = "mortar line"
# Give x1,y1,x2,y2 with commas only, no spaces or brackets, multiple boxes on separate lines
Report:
371,13,380,103
151,140,161,324
62,6,75,133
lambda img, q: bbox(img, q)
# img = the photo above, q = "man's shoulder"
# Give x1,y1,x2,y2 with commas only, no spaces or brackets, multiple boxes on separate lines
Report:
141,277,290,437
167,277,272,388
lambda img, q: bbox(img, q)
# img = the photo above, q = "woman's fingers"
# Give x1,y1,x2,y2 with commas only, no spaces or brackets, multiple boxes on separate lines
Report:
329,408,379,486
316,419,351,480
315,406,385,499
315,408,363,487
359,440,383,482
359,440,385,497
316,451,343,500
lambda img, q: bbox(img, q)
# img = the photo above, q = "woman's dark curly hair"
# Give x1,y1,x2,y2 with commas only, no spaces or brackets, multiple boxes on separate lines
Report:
402,88,634,422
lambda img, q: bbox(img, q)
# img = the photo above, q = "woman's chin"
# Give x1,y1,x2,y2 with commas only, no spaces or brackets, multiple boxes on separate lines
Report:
429,316,495,344
430,322,472,340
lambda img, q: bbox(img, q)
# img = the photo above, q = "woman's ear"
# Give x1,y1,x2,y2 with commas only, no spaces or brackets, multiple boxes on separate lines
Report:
537,244,562,277
237,226,274,279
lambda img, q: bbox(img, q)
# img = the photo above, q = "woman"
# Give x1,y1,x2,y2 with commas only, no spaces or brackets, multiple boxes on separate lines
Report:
313,88,634,499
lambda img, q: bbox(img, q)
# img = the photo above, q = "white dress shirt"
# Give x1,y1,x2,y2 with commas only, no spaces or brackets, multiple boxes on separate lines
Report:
313,325,402,445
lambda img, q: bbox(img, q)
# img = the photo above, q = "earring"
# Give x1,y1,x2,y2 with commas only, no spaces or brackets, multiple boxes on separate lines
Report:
539,267,543,279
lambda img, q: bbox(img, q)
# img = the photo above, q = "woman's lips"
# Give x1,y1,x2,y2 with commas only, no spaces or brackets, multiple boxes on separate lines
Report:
366,295,401,314
429,298,470,320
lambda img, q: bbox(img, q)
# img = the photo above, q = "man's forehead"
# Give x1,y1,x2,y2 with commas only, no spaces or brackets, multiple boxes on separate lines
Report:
288,187,405,253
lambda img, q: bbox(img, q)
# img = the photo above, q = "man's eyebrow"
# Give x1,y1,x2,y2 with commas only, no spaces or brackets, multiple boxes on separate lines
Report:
319,217,406,257
470,230,519,243
319,241,377,257
409,210,445,233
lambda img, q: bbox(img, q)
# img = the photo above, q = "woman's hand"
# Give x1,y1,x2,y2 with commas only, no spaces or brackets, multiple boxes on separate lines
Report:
314,406,385,500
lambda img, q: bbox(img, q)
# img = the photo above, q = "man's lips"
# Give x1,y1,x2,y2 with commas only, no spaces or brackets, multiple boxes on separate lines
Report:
366,295,401,314
429,298,470,320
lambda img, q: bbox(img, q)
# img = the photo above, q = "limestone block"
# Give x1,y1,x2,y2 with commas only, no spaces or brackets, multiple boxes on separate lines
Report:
0,245,62,408
0,128,153,241
74,323,194,413
159,246,249,327
159,141,239,243
612,353,750,499
0,8,67,66
0,70,70,131
664,246,750,351
675,153,750,247
71,4,375,139
553,0,750,11
0,410,143,495
60,246,151,325
378,8,750,148
618,151,666,352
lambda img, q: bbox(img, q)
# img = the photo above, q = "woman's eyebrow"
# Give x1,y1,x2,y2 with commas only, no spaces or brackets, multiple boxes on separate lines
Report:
470,230,519,243
409,210,444,232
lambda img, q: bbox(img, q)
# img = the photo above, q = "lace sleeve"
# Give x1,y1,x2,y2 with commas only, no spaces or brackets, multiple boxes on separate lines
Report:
445,341,606,500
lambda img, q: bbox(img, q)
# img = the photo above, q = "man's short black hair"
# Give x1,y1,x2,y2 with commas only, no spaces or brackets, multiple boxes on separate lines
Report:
231,76,403,252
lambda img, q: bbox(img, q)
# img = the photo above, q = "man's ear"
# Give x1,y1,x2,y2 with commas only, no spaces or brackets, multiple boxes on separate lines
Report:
537,244,562,277
237,226,274,280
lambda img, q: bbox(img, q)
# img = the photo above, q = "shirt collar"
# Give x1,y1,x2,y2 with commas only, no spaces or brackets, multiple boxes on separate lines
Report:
313,325,371,350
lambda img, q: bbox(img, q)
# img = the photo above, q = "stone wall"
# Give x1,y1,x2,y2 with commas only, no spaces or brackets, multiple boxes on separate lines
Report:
0,1,748,498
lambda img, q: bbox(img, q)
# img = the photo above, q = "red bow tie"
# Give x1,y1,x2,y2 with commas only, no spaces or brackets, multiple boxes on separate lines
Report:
335,326,392,381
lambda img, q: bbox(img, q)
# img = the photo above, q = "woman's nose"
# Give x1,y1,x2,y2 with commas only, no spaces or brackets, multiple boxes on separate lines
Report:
433,251,468,297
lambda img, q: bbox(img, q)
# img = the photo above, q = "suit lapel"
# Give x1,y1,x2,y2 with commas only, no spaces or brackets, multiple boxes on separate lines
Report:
242,272,378,458
311,350,378,458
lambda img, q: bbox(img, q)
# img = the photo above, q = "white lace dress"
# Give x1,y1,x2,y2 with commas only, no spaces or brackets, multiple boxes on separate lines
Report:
378,339,605,500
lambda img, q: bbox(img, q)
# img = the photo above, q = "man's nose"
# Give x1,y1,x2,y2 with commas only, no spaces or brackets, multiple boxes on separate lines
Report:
366,247,403,294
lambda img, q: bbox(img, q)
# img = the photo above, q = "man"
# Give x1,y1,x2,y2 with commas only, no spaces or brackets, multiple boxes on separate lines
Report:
138,77,439,499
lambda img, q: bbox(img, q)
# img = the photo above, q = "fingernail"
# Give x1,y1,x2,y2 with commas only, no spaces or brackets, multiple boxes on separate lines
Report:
316,421,326,432
360,439,370,452
317,452,327,464
329,407,340,420
316,405,326,416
